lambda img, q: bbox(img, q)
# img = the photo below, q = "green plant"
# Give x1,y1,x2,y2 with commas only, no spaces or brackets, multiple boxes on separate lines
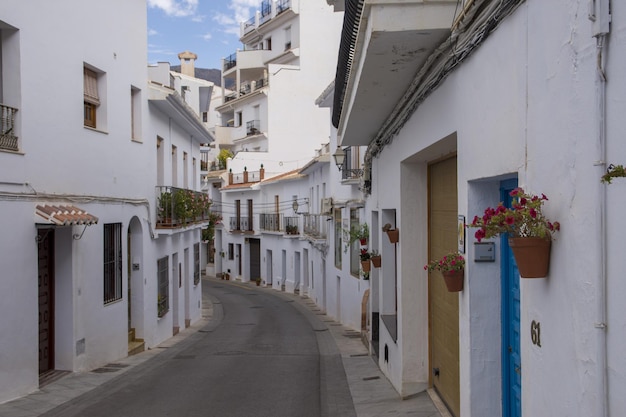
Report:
344,223,369,252
158,192,173,219
173,189,193,223
360,248,371,261
424,252,465,273
469,188,561,242
202,211,222,242
601,164,626,184
217,149,234,170
286,224,299,235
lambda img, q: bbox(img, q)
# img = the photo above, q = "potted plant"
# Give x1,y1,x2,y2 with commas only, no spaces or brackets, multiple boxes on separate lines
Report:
601,164,626,184
424,252,466,292
255,277,261,286
158,191,173,225
360,248,371,272
382,223,399,243
370,250,381,268
344,223,369,252
469,187,561,278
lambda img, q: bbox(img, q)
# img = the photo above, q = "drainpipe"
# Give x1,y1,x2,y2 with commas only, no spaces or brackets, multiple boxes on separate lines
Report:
589,0,610,415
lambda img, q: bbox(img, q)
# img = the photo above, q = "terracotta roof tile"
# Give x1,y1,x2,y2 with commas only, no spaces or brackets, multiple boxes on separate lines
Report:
36,204,99,226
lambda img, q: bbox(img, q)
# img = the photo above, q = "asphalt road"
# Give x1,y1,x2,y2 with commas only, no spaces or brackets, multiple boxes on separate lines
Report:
40,279,356,417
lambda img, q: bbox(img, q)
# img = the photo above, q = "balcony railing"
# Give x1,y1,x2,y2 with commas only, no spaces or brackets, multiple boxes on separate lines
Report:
340,147,364,181
156,186,211,228
0,104,18,151
260,213,282,232
246,120,261,135
277,0,291,15
224,53,237,72
303,214,327,239
229,216,253,232
284,216,299,235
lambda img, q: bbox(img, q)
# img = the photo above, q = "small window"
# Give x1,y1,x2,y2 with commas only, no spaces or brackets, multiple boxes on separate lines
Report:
194,243,200,285
228,243,234,260
84,68,100,128
103,223,122,304
265,37,272,50
334,209,342,269
349,209,360,277
284,27,291,51
157,256,169,317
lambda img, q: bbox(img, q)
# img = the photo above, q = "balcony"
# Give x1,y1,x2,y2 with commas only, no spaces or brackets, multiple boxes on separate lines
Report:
228,166,265,185
259,213,300,236
303,214,327,239
241,0,295,39
333,0,459,146
156,186,211,228
229,216,254,233
338,146,364,182
246,120,261,136
0,104,18,151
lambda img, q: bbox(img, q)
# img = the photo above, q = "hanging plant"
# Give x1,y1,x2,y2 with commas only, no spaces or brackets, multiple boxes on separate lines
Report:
601,164,626,184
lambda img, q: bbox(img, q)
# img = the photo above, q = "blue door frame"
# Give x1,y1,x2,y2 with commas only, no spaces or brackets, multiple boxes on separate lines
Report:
501,178,521,417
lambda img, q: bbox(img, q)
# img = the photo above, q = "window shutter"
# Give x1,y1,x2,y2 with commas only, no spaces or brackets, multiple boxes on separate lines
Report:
84,68,100,105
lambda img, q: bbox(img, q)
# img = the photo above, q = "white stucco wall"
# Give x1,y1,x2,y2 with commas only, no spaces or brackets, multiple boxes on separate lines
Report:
362,0,625,415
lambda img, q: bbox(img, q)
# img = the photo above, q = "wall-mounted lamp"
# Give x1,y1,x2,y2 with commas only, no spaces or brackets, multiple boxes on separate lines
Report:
332,146,345,171
292,198,309,215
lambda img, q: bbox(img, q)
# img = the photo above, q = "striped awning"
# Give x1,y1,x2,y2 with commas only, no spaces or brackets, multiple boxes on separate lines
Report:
35,204,99,226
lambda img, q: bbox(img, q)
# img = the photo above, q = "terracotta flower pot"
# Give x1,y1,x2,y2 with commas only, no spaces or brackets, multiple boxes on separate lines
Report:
371,256,381,268
361,260,371,272
386,229,399,243
442,269,464,292
508,237,551,278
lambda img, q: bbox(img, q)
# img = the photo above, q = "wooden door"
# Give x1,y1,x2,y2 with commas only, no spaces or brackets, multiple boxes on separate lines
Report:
428,157,460,416
38,229,54,374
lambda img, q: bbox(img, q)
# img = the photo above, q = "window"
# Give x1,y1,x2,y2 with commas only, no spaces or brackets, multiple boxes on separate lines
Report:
265,37,272,50
157,256,169,317
236,111,242,127
84,67,99,128
349,209,360,276
284,27,291,50
103,223,122,304
0,24,20,152
334,209,342,269
130,86,142,141
193,243,200,285
228,243,234,260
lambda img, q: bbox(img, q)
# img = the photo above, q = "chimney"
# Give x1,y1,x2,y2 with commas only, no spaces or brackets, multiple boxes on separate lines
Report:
178,51,198,77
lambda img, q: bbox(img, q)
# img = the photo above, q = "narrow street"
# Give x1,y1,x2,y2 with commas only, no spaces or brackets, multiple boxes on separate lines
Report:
39,279,356,417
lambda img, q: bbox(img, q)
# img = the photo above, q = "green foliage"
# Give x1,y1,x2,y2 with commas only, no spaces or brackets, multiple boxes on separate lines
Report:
217,149,234,170
601,164,626,184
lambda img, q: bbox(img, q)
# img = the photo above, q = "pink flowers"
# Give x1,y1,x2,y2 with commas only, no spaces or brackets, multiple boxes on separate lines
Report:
469,188,561,242
424,252,465,273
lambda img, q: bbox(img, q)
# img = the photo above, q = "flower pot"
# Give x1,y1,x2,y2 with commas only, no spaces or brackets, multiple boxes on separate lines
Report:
256,280,261,286
371,256,381,268
442,270,464,292
361,260,371,272
359,238,368,246
386,229,399,243
508,237,551,278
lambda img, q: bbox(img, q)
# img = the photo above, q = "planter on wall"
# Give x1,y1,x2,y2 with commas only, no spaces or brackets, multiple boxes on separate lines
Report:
361,260,371,272
386,229,399,243
442,270,464,292
371,256,381,268
508,237,551,278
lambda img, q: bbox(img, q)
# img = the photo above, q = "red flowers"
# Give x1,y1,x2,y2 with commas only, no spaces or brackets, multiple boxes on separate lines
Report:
469,188,560,242
424,252,465,272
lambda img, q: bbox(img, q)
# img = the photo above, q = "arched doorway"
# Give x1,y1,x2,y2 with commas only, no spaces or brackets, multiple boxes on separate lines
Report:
127,217,145,355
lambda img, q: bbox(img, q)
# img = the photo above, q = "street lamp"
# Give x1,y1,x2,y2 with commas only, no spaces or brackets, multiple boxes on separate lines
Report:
332,146,345,171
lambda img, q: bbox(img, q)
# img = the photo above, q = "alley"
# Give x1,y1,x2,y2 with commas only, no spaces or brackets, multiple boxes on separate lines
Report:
37,279,356,417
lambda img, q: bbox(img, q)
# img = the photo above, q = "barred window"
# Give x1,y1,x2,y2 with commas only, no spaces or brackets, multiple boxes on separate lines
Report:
103,223,122,304
334,209,342,269
193,243,200,285
349,209,360,277
157,256,169,317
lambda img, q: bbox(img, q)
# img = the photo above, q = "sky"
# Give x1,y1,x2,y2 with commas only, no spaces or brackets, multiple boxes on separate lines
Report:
147,0,259,70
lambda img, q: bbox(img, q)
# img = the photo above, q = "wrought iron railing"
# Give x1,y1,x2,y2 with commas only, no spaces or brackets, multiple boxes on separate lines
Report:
0,104,18,151
277,0,291,15
303,214,327,239
260,213,282,232
341,146,364,180
224,53,237,71
246,120,261,135
284,216,299,235
156,186,211,228
229,216,253,232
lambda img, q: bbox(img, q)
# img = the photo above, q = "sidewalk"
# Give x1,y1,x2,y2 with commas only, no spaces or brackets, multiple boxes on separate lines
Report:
0,275,449,417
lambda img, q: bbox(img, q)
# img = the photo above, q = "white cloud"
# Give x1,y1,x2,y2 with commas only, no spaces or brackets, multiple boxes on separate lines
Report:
147,0,199,18
148,28,158,36
202,33,212,41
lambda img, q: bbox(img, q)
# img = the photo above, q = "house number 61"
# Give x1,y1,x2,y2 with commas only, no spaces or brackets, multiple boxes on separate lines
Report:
531,320,541,347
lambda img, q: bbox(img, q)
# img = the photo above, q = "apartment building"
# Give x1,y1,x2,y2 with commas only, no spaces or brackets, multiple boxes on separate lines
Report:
331,0,626,416
0,1,212,403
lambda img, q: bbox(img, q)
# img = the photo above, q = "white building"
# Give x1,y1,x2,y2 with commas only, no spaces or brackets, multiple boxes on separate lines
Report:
331,0,626,416
0,1,211,404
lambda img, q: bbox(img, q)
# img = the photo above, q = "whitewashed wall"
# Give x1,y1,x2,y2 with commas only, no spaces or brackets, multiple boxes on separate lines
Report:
365,0,625,415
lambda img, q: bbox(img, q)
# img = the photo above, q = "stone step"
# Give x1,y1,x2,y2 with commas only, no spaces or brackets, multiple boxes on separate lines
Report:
128,340,145,356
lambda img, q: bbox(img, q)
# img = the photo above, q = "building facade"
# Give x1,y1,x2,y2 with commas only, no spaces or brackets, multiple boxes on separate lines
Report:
0,1,211,403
